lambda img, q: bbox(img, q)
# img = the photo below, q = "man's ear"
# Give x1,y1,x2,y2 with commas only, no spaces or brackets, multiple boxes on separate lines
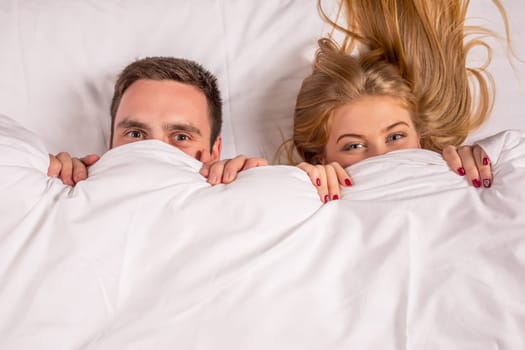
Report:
211,136,222,161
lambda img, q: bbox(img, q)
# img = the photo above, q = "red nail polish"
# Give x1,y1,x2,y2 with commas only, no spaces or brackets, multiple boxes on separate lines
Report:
324,194,330,203
457,167,466,176
316,178,321,186
483,157,489,166
483,179,491,188
345,178,352,186
473,179,481,188
333,194,339,200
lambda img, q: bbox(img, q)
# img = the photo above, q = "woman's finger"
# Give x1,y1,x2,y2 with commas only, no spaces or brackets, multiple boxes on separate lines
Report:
324,164,341,201
331,162,353,188
457,146,481,188
473,146,492,188
442,145,465,176
297,162,328,202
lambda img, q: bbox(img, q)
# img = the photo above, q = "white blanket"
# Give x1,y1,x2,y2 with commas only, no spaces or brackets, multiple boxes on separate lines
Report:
1,115,525,349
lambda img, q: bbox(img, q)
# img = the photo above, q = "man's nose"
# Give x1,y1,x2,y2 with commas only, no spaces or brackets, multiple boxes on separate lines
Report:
150,132,170,144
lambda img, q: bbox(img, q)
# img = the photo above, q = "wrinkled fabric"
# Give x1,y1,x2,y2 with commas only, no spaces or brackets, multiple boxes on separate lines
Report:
1,115,525,349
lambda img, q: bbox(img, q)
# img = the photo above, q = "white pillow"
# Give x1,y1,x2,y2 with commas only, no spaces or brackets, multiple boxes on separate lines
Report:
0,1,523,160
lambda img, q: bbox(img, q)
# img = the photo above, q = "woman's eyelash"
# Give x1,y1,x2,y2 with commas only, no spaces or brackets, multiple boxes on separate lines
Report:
387,132,406,141
342,143,364,151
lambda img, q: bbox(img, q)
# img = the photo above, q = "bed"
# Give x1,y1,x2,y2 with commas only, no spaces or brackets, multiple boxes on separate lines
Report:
1,1,525,349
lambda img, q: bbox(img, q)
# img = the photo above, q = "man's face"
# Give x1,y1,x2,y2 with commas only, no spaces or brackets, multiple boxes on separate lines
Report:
112,79,221,162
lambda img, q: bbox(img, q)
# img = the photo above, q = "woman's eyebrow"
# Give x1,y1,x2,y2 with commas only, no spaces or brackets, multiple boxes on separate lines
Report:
337,133,364,143
383,121,409,132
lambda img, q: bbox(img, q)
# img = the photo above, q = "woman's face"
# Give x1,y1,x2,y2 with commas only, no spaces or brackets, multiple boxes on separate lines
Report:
322,95,421,168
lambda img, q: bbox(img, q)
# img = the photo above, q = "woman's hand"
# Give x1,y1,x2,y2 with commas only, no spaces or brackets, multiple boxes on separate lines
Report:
297,161,352,203
200,155,268,185
442,144,492,188
48,152,100,186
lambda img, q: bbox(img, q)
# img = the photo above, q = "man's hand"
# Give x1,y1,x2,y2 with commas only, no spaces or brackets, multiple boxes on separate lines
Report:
442,144,492,188
47,152,100,186
199,155,268,185
297,162,352,203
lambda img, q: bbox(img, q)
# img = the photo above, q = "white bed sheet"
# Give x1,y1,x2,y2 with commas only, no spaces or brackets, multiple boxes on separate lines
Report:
1,1,525,348
1,115,524,349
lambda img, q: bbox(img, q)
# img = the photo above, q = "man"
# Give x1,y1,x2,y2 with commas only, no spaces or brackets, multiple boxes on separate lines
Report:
48,56,266,185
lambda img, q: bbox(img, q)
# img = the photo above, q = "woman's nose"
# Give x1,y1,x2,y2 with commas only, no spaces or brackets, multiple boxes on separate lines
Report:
367,144,388,157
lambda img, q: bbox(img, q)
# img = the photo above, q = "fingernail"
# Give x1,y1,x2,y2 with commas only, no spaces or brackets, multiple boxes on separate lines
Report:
483,179,491,188
473,179,481,188
333,194,339,200
324,194,330,203
457,167,466,176
345,178,352,186
483,157,489,166
316,178,321,186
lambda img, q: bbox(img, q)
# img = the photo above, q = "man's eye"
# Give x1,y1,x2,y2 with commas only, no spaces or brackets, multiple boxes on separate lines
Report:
127,130,144,139
387,133,405,142
173,134,190,141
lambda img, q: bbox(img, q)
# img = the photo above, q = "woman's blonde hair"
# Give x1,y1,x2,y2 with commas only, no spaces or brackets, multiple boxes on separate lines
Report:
316,0,512,152
290,38,418,164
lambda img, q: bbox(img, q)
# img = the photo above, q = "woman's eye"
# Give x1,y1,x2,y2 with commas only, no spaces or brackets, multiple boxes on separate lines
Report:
343,143,364,151
387,133,405,142
127,130,144,139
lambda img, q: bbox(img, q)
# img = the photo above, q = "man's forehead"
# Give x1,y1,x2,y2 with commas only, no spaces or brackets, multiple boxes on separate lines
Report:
116,80,211,131
125,79,204,98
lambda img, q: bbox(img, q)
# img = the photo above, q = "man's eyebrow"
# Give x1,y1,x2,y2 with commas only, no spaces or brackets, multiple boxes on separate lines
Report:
116,119,149,130
383,121,409,132
165,123,202,136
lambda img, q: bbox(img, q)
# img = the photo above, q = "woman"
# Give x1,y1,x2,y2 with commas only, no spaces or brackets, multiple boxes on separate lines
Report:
290,0,510,201
287,38,490,201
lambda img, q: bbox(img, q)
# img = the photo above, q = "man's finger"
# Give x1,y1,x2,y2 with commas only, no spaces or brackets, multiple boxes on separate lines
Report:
47,154,62,177
207,160,227,185
81,154,100,166
223,155,247,183
56,152,74,186
242,157,268,170
72,158,89,184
